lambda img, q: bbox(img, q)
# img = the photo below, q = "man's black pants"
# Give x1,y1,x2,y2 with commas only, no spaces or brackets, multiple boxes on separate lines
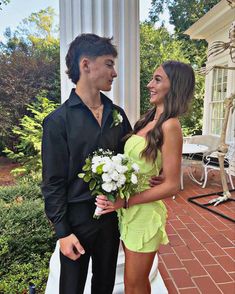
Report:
59,213,120,294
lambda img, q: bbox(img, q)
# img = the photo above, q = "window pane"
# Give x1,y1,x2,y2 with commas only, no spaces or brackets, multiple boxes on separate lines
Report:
210,66,227,135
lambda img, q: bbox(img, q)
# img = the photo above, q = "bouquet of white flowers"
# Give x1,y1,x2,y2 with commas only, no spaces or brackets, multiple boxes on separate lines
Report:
78,149,140,218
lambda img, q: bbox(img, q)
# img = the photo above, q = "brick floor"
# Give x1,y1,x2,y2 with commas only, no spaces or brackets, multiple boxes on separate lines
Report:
160,170,235,294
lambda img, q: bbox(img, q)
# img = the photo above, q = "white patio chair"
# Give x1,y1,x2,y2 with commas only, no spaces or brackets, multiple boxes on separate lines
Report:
180,135,220,189
185,135,220,159
202,142,235,189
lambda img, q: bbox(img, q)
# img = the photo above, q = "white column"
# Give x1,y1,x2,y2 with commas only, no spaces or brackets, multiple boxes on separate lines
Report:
59,0,140,125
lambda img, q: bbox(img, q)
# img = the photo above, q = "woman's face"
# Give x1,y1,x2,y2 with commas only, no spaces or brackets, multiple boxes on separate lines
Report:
147,66,171,106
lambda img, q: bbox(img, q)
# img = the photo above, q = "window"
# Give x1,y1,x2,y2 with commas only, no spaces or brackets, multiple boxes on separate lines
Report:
210,66,228,135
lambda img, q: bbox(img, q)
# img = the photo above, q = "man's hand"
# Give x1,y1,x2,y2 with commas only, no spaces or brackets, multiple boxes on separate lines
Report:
59,233,85,261
149,171,164,187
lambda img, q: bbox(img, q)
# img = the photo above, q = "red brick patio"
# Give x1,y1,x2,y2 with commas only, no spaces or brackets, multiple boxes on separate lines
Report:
160,170,235,294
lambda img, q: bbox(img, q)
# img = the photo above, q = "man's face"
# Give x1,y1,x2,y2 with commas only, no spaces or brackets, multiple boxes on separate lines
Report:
88,55,117,91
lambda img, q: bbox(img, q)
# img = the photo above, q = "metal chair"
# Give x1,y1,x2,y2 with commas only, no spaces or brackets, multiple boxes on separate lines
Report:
202,142,235,189
181,135,220,189
184,135,220,158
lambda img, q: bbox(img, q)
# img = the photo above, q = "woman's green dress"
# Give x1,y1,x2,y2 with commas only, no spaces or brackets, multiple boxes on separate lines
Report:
117,135,169,252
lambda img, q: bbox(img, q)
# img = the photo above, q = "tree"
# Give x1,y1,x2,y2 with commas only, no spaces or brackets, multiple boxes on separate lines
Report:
4,92,58,175
149,0,220,66
139,22,204,135
0,7,60,151
0,0,10,10
140,23,189,114
147,1,220,134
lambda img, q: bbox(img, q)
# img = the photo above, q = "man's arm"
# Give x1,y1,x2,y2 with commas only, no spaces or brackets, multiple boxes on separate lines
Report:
41,116,71,239
41,116,85,260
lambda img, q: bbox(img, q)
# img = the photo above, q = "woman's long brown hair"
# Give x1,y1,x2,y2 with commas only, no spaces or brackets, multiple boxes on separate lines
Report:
127,61,195,163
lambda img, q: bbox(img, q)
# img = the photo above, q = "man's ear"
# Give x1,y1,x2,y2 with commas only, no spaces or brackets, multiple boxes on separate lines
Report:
80,57,90,73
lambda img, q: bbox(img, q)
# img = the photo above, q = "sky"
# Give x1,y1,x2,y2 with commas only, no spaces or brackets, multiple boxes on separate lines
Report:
0,0,173,41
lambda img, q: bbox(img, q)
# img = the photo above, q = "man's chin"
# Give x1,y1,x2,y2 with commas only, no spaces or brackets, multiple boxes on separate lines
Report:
101,86,112,92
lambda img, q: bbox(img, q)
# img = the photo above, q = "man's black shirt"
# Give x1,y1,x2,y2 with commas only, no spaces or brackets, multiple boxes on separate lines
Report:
41,89,132,238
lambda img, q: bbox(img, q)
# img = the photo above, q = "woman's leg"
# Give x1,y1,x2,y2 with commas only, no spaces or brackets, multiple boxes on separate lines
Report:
123,245,156,294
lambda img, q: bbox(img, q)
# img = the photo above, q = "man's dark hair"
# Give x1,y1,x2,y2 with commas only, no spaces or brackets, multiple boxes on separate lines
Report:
65,33,118,84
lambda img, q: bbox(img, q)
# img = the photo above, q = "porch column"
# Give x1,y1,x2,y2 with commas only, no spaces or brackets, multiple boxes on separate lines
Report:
59,0,140,125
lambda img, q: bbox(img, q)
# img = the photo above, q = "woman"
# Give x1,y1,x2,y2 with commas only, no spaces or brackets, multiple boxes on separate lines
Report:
96,60,195,294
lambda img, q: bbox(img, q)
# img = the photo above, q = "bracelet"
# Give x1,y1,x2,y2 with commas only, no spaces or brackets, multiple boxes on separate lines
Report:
123,198,129,209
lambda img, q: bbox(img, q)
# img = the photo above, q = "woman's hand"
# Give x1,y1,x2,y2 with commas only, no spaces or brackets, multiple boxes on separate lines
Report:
95,195,125,215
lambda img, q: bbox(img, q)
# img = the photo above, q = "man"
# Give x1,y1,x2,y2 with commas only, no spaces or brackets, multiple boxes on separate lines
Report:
41,33,132,294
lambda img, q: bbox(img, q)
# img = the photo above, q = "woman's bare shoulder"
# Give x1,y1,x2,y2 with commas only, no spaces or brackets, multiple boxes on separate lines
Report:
162,117,181,132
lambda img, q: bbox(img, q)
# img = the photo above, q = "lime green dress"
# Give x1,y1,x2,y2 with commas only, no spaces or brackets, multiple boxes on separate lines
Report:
117,134,169,253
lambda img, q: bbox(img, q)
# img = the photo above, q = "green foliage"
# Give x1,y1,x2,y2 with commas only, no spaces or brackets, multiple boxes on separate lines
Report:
0,7,60,151
0,0,10,10
148,0,220,67
0,172,41,203
140,23,189,114
0,170,55,293
0,198,55,267
4,93,58,175
149,1,220,35
0,197,55,293
0,253,50,294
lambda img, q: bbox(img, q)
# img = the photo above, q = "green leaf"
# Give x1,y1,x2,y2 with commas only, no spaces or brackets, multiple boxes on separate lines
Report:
82,164,91,171
119,190,125,199
78,173,85,178
89,179,96,190
83,174,91,182
91,190,97,196
107,195,115,202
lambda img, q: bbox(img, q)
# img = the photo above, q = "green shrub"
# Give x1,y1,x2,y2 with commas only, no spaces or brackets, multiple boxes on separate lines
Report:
0,253,50,294
0,178,41,203
4,92,58,176
0,171,56,293
0,199,55,276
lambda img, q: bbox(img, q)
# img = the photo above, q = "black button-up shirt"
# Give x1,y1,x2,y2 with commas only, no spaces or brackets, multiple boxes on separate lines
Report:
41,89,132,238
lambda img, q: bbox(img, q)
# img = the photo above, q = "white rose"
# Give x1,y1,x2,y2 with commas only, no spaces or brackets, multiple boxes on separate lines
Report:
117,174,126,187
117,153,125,160
115,164,128,174
92,163,101,173
102,173,112,183
103,162,114,172
132,163,140,172
110,170,119,181
92,164,97,173
92,156,102,164
112,155,122,164
111,182,117,191
102,182,113,193
131,173,138,184
102,156,111,163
